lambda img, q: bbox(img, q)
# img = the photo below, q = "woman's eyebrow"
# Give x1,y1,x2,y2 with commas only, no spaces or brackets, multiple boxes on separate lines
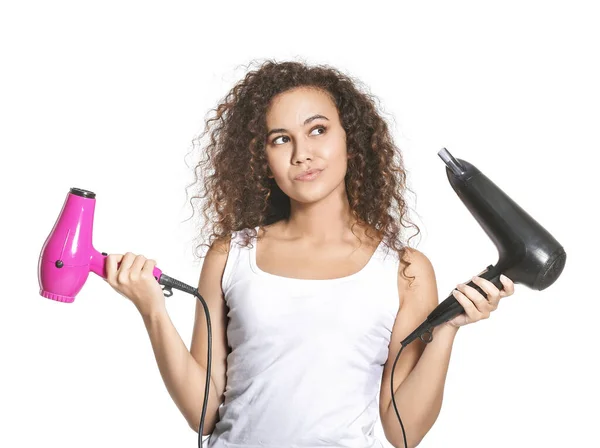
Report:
266,114,329,138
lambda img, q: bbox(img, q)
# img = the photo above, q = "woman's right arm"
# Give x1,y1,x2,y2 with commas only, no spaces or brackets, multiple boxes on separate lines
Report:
140,236,231,435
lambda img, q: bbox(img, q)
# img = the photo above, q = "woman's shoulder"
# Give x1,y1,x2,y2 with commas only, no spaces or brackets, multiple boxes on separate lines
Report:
207,233,234,255
397,246,436,289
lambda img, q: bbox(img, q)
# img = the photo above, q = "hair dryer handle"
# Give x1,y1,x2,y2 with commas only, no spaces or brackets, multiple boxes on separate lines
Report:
426,264,504,328
90,250,163,282
400,264,506,346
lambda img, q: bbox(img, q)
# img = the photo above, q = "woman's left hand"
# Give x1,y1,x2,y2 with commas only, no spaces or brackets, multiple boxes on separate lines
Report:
445,274,515,328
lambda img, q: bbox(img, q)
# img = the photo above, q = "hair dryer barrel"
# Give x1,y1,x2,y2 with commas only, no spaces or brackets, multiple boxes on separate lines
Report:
438,148,566,291
38,188,163,303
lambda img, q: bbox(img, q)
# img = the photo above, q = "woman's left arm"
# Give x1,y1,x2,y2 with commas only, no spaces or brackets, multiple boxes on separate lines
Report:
379,249,515,448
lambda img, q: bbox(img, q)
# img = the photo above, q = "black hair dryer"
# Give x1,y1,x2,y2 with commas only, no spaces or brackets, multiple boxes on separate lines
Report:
402,148,567,346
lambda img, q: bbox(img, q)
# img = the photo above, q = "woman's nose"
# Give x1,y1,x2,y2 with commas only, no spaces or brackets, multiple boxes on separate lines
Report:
292,137,314,163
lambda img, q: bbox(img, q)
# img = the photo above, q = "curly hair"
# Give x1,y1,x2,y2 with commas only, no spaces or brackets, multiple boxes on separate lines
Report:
183,59,421,282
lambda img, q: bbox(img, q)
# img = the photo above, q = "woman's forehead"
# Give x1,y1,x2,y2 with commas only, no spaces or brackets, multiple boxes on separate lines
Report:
266,87,337,125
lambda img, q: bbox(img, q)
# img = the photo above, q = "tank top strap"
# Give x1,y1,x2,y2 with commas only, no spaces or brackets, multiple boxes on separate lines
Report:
221,227,256,298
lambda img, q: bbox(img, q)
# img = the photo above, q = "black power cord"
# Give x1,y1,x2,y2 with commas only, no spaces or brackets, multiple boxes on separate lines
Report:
192,288,212,447
390,344,409,448
156,274,212,448
389,329,434,448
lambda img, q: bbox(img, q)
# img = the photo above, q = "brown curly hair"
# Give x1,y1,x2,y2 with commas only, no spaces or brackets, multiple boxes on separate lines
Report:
183,59,421,282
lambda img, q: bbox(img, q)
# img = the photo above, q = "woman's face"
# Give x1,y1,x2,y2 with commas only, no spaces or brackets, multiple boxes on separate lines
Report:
264,86,348,204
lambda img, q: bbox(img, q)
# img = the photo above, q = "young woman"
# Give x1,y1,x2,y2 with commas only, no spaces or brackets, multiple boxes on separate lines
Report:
104,60,515,448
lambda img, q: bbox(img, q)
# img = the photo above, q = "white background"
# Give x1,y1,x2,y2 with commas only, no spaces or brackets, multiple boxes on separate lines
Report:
1,1,598,447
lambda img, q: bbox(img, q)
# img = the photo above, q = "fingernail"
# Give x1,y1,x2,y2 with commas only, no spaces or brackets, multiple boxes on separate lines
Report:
500,274,507,281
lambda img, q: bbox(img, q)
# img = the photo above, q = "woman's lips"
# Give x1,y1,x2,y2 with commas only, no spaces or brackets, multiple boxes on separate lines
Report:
294,169,323,181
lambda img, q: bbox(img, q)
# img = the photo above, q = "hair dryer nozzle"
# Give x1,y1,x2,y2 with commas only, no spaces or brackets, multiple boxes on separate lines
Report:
438,147,466,176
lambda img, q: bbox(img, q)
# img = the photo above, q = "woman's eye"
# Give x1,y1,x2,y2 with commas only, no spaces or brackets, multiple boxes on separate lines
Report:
310,126,326,136
272,135,290,145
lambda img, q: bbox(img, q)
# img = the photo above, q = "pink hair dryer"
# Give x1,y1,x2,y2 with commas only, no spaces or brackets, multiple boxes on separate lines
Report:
37,187,212,446
37,187,168,302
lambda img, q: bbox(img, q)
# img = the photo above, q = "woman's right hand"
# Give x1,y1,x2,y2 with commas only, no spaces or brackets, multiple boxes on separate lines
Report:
104,252,167,317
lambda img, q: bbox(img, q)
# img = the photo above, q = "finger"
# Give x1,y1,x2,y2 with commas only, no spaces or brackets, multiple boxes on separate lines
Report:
457,283,492,315
129,255,147,280
499,274,515,296
461,267,488,285
118,252,137,271
105,254,124,284
471,276,501,306
141,259,157,279
452,288,481,321
117,252,137,282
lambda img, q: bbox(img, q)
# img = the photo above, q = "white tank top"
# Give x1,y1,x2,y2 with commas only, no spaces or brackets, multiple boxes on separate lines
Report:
206,226,402,448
